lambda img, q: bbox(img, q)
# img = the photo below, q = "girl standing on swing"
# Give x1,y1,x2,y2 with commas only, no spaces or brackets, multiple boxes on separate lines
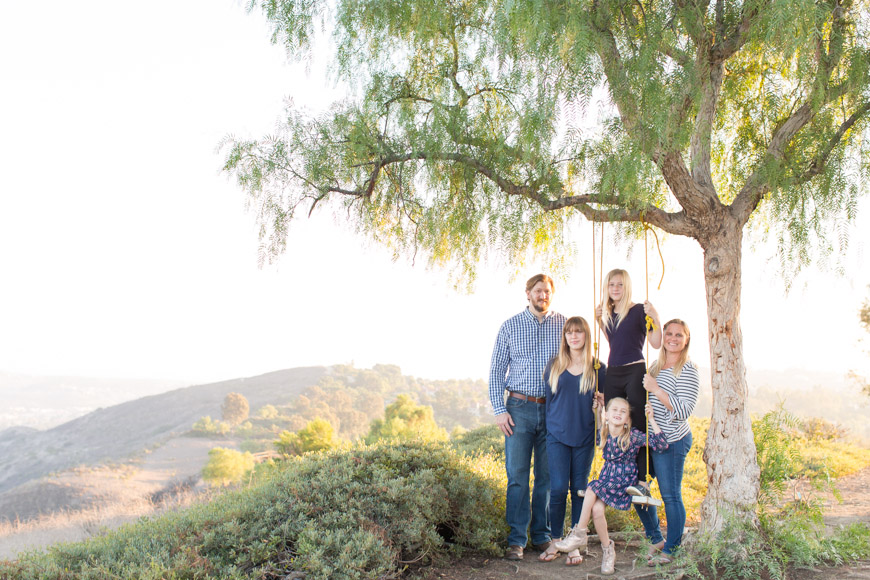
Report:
594,270,663,532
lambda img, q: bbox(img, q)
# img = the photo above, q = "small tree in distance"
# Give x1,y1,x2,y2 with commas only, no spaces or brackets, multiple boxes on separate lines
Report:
222,392,250,426
275,417,338,456
365,395,448,444
201,447,255,486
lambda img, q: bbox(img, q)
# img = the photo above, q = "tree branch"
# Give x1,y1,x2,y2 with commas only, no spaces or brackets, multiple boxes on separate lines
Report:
326,150,695,235
658,150,721,218
590,5,641,138
689,61,724,190
730,0,853,224
673,0,710,46
795,101,870,184
711,0,765,62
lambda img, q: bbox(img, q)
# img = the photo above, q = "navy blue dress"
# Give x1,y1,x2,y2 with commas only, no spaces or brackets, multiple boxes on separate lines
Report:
587,429,668,510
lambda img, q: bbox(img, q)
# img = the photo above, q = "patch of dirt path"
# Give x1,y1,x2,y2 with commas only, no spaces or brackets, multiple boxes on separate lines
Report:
0,434,231,559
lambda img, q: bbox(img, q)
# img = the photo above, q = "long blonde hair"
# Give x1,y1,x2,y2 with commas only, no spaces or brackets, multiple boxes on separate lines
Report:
599,269,633,331
649,319,691,378
548,316,597,394
599,397,633,451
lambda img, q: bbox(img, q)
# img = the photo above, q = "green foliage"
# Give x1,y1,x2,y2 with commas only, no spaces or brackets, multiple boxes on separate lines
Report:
674,408,870,579
221,392,250,426
450,424,504,461
754,407,805,507
201,447,256,487
364,394,448,444
257,404,279,419
228,0,870,283
263,365,487,442
0,442,504,580
192,415,231,436
681,511,870,579
275,417,338,456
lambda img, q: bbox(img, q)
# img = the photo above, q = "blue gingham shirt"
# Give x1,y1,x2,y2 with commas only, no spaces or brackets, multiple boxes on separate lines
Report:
488,308,566,415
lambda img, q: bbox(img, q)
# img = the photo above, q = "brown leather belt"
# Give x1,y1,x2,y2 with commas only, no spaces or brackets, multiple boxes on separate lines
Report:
508,391,546,404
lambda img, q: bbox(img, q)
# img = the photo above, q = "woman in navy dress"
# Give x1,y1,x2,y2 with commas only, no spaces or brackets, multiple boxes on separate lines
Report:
538,316,605,566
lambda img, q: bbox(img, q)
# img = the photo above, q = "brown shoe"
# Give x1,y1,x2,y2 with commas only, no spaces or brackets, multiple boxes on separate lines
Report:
505,545,524,560
532,540,553,552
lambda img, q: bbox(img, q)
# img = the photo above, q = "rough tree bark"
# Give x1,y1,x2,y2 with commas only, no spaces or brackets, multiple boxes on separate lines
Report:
697,211,760,531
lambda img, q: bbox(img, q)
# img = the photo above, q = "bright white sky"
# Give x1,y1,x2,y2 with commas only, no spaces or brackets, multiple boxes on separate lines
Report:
1,0,869,386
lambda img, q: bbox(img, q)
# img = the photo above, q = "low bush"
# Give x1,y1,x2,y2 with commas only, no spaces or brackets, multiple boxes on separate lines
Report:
0,441,504,580
450,424,504,461
191,415,231,436
674,408,870,579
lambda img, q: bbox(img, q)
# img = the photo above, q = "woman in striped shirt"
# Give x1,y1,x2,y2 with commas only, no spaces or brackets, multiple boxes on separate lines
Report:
642,319,700,565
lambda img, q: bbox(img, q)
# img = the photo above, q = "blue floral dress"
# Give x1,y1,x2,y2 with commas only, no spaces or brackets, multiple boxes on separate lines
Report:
587,428,668,510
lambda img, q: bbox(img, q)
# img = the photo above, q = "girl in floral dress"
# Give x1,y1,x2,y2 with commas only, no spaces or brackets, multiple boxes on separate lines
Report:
554,396,668,575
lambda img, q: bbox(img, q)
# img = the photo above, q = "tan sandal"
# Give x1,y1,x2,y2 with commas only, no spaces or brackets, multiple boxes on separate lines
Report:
538,544,560,562
565,549,584,566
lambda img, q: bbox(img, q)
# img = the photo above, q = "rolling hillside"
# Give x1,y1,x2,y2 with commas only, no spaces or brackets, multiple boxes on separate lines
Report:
0,367,326,496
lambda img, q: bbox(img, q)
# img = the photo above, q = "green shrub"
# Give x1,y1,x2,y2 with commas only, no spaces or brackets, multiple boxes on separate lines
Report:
192,415,231,436
0,441,504,580
201,447,255,487
257,404,279,419
450,424,504,461
275,417,338,456
365,395,448,443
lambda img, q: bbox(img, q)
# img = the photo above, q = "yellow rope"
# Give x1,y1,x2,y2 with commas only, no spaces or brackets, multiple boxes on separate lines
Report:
591,222,604,476
640,214,653,484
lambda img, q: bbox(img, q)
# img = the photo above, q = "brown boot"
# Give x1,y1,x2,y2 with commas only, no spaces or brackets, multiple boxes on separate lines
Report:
601,539,615,574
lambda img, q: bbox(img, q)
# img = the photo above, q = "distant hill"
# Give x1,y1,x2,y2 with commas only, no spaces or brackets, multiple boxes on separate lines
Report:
0,373,188,430
0,367,327,495
1,363,864,506
693,366,868,442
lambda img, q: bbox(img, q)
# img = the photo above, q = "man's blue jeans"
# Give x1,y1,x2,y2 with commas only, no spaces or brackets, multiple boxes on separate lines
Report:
546,435,594,539
504,396,550,547
634,430,693,552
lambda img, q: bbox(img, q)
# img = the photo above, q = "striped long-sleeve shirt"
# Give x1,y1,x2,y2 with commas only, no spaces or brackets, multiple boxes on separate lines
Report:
648,361,700,443
488,308,566,416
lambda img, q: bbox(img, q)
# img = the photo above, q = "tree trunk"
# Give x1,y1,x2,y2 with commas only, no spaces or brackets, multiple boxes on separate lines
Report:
698,216,761,533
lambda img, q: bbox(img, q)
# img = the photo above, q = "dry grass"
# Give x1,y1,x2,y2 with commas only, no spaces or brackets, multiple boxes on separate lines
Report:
0,481,208,560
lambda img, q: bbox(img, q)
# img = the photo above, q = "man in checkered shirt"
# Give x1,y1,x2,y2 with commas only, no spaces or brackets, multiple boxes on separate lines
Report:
489,274,567,561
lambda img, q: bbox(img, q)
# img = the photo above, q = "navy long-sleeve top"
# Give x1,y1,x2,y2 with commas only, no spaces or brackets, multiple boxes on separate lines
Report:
544,363,607,448
605,303,648,366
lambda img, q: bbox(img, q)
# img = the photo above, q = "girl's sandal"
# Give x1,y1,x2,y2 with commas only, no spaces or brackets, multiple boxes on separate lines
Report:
538,545,561,562
566,549,584,566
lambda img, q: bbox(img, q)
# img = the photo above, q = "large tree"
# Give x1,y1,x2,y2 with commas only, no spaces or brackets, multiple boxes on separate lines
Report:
224,0,870,534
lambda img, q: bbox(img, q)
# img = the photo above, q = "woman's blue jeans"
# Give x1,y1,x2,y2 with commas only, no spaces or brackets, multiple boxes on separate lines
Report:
637,431,693,553
546,435,595,539
504,397,550,547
